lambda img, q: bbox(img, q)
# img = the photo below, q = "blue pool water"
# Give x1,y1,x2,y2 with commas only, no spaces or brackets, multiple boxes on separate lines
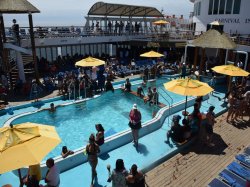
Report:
8,78,186,160
11,90,157,159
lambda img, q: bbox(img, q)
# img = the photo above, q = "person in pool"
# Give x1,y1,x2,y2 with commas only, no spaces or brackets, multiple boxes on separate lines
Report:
49,103,56,112
61,146,74,158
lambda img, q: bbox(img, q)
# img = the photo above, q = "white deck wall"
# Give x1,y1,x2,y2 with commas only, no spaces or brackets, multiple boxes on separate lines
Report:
191,0,250,35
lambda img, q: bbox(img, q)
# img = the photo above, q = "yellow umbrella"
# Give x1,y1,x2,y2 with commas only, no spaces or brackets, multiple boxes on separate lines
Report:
164,78,214,113
75,57,105,67
0,123,61,174
153,20,169,25
140,50,164,58
212,65,249,77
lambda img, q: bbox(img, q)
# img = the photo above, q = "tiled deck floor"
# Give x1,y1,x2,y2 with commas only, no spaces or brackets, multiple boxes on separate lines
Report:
146,114,250,187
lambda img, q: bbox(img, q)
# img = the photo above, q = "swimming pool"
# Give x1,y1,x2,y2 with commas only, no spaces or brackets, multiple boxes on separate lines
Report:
8,78,186,160
11,90,157,159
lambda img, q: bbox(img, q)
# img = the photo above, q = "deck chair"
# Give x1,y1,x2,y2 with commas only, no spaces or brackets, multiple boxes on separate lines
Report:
244,146,250,156
236,154,250,168
207,178,230,187
219,169,246,187
227,161,250,180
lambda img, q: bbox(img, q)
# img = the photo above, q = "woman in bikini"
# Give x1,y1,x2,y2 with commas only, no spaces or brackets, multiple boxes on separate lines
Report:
86,134,100,187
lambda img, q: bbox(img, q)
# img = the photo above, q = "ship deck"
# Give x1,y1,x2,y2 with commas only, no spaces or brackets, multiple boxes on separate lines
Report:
146,113,250,186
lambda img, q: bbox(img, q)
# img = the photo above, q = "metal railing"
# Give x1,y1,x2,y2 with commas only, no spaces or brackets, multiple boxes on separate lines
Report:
159,87,173,107
158,91,171,126
68,82,76,100
4,25,200,41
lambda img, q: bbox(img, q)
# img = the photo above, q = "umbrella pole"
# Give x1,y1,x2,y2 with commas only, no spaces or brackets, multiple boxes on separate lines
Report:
18,169,23,187
228,76,232,92
184,96,188,116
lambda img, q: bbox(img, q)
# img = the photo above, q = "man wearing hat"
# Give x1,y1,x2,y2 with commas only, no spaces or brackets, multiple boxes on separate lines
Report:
166,115,183,143
205,106,216,147
129,104,142,147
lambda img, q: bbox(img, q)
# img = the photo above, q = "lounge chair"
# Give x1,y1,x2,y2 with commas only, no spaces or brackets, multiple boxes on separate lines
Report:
207,178,230,187
227,161,250,180
236,154,250,168
219,169,246,187
244,146,250,156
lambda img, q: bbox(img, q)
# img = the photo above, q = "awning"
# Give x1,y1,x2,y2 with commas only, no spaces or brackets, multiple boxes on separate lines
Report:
88,2,163,17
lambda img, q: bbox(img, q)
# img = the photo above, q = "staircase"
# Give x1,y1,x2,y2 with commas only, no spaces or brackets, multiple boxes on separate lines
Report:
8,52,35,89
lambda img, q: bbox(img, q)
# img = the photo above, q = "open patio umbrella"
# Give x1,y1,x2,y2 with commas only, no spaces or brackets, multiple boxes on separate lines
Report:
0,123,61,185
75,57,105,67
140,50,164,58
75,57,105,98
211,65,249,77
212,64,249,91
153,20,169,25
191,29,236,49
164,78,214,113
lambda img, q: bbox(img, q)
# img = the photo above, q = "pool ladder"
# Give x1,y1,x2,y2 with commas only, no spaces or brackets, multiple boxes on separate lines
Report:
158,87,174,126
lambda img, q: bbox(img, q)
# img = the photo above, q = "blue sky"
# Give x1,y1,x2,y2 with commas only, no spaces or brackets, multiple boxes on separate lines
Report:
3,0,193,27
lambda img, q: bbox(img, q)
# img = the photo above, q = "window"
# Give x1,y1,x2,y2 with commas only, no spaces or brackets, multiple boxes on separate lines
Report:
61,46,67,56
194,2,201,16
213,0,219,14
198,2,201,15
219,0,226,14
194,3,196,15
66,46,72,56
46,48,52,62
40,48,46,59
208,0,213,15
233,0,241,14
52,47,57,61
36,48,41,59
226,0,233,14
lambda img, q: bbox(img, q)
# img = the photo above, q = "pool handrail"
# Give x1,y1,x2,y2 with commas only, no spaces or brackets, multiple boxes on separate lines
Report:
158,91,171,125
159,87,173,107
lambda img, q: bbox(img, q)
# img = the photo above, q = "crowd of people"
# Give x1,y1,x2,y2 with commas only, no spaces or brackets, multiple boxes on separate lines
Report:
226,75,250,122
88,20,144,36
166,101,216,147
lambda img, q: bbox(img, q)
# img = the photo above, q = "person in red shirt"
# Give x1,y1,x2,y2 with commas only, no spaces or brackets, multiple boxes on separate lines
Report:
129,104,142,148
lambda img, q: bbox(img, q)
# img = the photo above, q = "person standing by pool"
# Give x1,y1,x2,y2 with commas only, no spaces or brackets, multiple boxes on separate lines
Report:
105,79,114,93
181,63,187,78
151,87,159,105
123,78,131,92
107,159,128,187
126,164,146,187
86,134,100,187
43,158,60,187
205,106,216,147
144,87,153,104
95,124,105,146
129,104,142,147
